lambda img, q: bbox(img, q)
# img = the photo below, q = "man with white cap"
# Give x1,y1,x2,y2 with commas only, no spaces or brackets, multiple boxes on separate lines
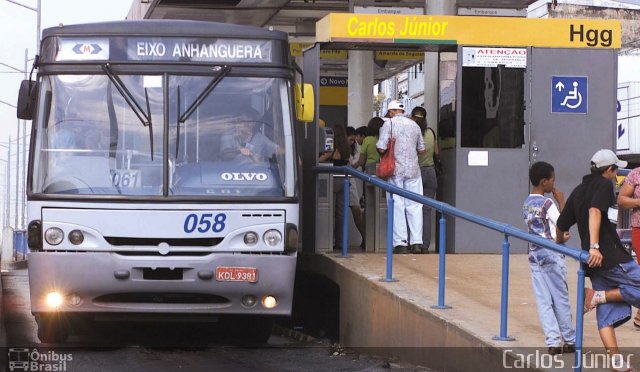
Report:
556,149,640,371
376,100,426,254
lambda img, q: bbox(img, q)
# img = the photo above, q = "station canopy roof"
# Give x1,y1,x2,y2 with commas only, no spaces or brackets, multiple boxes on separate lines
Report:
141,0,538,81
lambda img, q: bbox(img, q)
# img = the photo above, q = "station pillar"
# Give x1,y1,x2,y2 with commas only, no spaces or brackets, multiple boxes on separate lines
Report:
347,50,374,128
424,0,455,132
424,0,455,252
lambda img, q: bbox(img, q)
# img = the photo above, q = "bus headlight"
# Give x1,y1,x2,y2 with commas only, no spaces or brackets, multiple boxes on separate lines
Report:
261,295,277,309
69,293,82,306
44,228,64,246
68,230,84,245
45,291,64,309
243,231,259,246
242,295,258,308
263,230,282,247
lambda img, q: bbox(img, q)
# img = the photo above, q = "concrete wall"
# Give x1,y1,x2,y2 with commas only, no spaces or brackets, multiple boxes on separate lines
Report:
298,254,538,372
536,3,640,51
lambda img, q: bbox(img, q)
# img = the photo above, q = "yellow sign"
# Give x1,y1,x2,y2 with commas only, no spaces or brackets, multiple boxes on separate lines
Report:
290,42,312,57
375,51,423,60
290,42,347,59
319,86,347,106
316,13,621,49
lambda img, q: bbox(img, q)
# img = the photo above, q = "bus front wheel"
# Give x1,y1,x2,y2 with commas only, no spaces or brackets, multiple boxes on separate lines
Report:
36,314,69,344
223,315,272,344
242,316,273,344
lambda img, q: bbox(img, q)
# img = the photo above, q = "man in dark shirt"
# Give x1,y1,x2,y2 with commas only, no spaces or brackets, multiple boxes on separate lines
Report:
556,149,640,371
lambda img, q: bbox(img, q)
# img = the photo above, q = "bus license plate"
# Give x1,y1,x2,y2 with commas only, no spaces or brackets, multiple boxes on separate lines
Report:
215,267,258,283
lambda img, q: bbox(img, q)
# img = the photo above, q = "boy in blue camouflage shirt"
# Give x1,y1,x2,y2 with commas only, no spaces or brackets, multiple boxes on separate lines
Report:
523,161,575,355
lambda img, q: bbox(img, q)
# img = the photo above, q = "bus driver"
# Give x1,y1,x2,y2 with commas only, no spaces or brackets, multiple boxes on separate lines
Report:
221,109,283,162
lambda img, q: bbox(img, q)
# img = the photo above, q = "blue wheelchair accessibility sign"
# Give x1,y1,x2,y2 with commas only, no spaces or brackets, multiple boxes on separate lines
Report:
552,76,588,114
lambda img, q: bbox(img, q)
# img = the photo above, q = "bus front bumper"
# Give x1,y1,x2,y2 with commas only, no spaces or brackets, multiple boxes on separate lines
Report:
28,251,296,317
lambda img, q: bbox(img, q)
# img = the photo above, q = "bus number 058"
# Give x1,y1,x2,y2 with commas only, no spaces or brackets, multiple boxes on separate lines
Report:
183,213,227,233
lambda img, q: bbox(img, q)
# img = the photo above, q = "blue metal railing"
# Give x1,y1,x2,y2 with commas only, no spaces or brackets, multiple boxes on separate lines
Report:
314,165,591,372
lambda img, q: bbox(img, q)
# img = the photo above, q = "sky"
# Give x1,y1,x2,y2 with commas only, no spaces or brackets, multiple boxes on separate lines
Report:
1,1,640,153
0,0,133,154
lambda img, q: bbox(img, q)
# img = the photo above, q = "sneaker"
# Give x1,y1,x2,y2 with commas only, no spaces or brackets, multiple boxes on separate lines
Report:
410,244,423,254
611,354,633,371
393,245,408,254
562,343,575,353
548,346,562,355
584,288,596,313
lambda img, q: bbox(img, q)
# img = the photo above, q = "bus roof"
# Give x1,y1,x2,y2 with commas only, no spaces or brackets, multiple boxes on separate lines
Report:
42,19,288,42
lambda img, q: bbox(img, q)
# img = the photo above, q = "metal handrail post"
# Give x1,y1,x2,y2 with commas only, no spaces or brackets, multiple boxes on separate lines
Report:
574,264,586,372
432,212,451,309
382,193,396,282
340,175,350,257
493,234,515,341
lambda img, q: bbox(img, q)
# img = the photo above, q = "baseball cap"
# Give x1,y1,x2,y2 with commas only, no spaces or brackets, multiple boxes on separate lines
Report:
590,149,627,169
387,100,404,112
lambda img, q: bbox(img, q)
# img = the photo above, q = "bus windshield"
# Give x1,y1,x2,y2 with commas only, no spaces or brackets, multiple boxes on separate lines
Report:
31,73,295,198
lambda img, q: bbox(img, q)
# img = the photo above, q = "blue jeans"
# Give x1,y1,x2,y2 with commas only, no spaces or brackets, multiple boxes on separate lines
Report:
529,248,576,346
591,260,640,329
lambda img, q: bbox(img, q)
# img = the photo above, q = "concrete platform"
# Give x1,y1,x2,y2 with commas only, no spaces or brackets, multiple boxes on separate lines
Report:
299,252,640,372
3,253,640,371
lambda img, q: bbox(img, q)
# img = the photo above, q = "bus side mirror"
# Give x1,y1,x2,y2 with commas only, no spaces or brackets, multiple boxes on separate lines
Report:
294,83,314,123
17,79,39,120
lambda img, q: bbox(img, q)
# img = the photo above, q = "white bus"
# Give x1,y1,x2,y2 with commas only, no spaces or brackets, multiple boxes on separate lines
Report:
17,20,313,343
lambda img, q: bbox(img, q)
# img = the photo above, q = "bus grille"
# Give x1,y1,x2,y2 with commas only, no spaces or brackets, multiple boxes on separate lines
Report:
94,293,229,304
105,237,223,247
114,251,212,256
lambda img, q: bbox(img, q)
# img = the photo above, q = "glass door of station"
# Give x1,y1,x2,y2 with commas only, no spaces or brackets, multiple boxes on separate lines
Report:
453,46,530,253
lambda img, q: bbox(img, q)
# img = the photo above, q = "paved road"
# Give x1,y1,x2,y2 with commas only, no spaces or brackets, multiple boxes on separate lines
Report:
1,268,433,372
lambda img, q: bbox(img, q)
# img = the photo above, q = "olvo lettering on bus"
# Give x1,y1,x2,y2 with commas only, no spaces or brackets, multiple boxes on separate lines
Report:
347,16,449,38
221,173,268,181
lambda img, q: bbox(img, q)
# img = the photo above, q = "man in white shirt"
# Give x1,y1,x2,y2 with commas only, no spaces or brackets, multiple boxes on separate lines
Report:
376,100,426,254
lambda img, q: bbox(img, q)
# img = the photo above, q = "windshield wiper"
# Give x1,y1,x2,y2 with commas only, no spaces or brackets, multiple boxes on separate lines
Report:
179,65,231,123
103,64,155,159
175,65,231,158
